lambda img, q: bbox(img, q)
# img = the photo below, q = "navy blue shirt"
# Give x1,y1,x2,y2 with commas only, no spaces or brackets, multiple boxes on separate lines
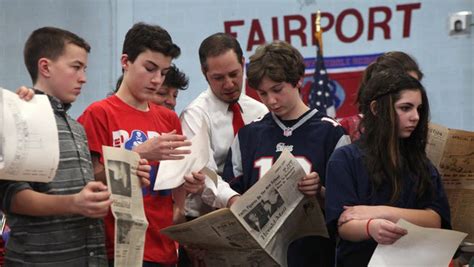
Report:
325,144,451,266
223,109,348,193
223,109,350,267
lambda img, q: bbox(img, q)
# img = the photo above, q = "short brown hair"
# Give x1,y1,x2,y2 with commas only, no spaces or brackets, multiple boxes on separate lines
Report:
24,27,90,84
247,41,305,89
198,33,243,73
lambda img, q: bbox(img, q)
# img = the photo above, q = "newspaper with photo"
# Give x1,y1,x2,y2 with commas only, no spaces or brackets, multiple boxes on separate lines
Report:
0,87,59,182
161,149,328,267
103,146,149,267
426,123,474,243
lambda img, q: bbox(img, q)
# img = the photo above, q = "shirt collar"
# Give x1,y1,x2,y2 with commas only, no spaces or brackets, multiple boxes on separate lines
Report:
206,87,233,112
33,89,71,113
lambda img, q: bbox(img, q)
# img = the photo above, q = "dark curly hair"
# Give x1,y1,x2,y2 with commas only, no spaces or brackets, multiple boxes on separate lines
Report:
122,22,180,62
162,65,188,90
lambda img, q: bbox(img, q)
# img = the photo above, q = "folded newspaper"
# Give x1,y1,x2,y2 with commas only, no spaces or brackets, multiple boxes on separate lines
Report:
161,149,328,267
103,146,149,267
426,123,474,243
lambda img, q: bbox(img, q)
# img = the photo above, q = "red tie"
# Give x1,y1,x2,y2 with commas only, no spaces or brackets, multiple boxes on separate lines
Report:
229,102,244,136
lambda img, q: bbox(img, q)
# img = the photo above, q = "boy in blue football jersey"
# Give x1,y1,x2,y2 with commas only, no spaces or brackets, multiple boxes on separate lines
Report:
222,40,350,267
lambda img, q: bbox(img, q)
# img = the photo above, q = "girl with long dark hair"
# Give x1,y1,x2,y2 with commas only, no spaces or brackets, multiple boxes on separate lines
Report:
325,70,451,266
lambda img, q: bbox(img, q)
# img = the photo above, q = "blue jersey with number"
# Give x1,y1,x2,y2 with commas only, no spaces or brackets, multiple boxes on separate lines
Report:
223,109,349,194
222,109,349,267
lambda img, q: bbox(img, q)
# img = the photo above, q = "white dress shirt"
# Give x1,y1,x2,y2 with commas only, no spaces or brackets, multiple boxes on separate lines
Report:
180,87,268,216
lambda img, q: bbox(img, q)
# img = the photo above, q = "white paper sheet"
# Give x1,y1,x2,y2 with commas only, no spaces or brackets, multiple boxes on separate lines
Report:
154,123,213,190
0,88,59,182
369,219,467,267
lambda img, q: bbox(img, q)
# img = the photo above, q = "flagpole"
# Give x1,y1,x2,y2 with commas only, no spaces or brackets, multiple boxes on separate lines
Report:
315,10,323,54
312,9,336,118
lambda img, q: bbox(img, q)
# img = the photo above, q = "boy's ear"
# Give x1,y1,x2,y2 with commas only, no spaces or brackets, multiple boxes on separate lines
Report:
296,79,303,89
38,58,51,78
370,100,377,115
120,54,129,71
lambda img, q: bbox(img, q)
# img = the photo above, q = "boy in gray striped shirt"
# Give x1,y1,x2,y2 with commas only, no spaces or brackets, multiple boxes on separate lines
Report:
0,27,149,266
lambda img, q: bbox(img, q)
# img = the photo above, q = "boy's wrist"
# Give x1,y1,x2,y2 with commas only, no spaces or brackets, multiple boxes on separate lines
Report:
132,144,151,160
227,195,240,207
68,193,82,216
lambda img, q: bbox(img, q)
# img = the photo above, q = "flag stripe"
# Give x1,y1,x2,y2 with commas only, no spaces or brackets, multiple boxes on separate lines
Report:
308,39,336,117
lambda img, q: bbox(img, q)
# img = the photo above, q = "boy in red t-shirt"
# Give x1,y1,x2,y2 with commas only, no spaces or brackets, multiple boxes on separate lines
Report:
78,22,191,266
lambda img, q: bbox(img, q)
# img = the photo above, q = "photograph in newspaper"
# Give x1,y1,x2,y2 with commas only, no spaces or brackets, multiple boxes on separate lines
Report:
103,146,149,267
107,160,132,197
427,123,474,243
115,212,133,244
0,87,59,182
114,212,148,266
230,149,306,247
161,202,279,266
161,149,328,267
243,188,284,233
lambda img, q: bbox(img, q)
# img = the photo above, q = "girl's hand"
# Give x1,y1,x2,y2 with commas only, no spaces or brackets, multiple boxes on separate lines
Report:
368,218,407,245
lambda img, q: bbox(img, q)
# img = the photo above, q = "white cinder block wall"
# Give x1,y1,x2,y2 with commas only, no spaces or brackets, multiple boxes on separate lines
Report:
0,0,473,131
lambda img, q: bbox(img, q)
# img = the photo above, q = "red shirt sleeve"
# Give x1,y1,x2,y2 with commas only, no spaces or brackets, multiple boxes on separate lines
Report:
77,104,110,163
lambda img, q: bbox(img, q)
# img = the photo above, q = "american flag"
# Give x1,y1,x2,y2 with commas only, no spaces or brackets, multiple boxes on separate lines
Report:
308,39,336,117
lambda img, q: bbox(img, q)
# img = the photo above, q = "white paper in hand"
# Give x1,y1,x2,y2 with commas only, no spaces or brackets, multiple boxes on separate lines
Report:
154,123,210,190
0,88,59,182
368,219,467,267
